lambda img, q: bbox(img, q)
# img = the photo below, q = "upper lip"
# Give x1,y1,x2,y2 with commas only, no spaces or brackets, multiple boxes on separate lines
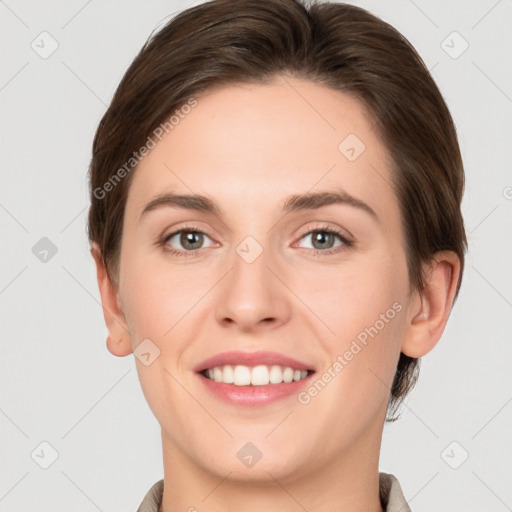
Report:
194,351,315,373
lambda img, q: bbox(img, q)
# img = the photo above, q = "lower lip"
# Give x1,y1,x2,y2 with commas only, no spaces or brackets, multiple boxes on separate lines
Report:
197,372,314,407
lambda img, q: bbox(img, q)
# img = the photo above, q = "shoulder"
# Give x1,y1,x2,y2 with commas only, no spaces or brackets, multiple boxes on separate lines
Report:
379,472,411,512
136,479,164,512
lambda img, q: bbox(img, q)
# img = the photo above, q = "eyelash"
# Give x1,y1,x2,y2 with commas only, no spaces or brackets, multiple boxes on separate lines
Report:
160,224,353,257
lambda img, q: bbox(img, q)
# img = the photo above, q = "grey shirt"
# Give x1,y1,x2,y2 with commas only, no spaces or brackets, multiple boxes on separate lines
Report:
136,472,411,511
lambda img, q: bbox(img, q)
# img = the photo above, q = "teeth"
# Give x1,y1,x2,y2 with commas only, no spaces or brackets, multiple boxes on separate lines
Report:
213,367,223,382
251,365,269,386
283,367,294,383
203,364,309,386
222,365,234,384
234,365,251,385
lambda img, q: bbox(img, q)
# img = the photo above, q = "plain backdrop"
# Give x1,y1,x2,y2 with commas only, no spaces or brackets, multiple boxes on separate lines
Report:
1,1,511,510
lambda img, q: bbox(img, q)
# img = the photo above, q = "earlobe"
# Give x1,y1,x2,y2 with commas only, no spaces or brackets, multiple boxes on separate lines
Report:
106,333,134,357
90,242,133,358
401,251,461,358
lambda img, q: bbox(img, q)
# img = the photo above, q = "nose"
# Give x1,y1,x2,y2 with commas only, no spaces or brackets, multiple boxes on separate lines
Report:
214,242,292,333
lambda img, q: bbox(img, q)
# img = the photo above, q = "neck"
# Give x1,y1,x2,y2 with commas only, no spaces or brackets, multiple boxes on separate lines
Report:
159,424,384,512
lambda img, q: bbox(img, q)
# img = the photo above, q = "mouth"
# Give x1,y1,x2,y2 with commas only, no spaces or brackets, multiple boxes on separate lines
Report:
194,351,316,406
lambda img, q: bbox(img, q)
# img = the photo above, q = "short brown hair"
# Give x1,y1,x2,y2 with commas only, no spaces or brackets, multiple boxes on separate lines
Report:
87,0,467,419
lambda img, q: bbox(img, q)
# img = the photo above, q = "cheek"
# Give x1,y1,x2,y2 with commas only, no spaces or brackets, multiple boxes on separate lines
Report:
120,255,205,421
290,254,408,406
291,254,407,342
119,248,209,340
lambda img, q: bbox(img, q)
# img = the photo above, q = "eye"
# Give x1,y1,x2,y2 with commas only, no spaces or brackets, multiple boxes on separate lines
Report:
164,228,216,254
296,227,352,253
161,225,352,256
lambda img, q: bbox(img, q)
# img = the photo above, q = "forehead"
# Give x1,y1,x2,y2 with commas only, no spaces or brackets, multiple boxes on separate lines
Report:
125,77,397,223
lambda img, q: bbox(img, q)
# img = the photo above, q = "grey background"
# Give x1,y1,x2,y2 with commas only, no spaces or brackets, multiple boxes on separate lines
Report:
1,0,511,510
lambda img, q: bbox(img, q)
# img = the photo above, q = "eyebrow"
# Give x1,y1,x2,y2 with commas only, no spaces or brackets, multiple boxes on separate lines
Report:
139,190,378,221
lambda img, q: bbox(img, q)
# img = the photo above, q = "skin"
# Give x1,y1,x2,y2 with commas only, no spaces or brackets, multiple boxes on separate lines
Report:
92,75,460,512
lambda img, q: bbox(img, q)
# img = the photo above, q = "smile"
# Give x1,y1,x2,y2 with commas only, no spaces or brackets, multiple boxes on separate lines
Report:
195,350,316,406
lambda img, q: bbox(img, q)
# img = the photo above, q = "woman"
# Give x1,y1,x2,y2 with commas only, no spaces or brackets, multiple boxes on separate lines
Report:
87,1,466,510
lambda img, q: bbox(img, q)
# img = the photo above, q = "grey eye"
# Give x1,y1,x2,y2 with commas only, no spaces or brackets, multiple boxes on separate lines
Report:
299,230,344,250
166,230,214,251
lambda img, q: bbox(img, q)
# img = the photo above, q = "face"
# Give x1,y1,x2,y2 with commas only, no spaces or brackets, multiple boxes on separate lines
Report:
115,76,414,483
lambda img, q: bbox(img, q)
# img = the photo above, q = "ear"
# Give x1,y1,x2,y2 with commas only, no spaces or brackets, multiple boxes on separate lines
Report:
90,242,133,357
401,251,461,358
